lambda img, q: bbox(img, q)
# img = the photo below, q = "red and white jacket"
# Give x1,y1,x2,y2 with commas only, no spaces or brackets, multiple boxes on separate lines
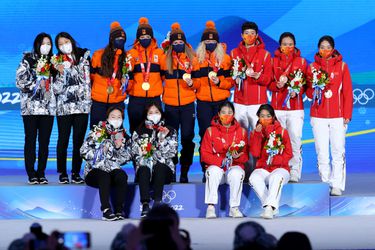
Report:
268,48,307,110
249,121,292,172
201,117,249,171
306,50,353,120
231,36,272,105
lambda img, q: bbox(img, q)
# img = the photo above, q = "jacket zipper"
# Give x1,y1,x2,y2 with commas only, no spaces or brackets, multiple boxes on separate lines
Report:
326,59,330,118
275,92,278,108
177,64,181,106
208,66,214,102
145,50,148,98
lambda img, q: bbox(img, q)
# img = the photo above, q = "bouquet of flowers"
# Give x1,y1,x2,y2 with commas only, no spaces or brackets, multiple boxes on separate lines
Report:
91,122,109,164
264,131,285,165
311,66,331,105
140,137,155,159
138,135,156,170
36,55,50,77
222,140,246,169
51,54,71,69
161,31,171,53
120,54,132,94
230,56,247,90
92,122,109,143
228,141,246,155
33,55,51,97
282,69,306,109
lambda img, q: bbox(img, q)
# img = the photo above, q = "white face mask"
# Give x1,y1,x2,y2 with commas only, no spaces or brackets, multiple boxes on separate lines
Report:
40,44,51,55
59,42,73,54
147,114,161,124
108,119,122,129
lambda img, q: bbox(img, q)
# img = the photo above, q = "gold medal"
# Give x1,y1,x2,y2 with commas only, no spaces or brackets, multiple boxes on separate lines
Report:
107,86,114,94
208,71,217,79
182,73,191,81
142,82,150,91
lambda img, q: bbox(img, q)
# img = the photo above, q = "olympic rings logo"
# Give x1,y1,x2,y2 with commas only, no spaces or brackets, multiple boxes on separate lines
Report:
162,190,177,204
353,88,374,105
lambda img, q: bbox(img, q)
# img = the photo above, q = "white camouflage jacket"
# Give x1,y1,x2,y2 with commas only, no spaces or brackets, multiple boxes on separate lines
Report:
53,48,91,116
80,121,132,177
15,52,56,116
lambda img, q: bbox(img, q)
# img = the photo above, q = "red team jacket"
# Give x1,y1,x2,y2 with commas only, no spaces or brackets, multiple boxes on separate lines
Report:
201,117,249,171
231,36,272,105
268,48,307,110
306,50,353,120
249,121,293,172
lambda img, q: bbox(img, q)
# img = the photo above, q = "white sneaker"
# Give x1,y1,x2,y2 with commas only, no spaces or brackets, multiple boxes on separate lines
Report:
261,206,274,219
229,207,244,218
330,187,342,196
289,174,299,183
206,205,217,219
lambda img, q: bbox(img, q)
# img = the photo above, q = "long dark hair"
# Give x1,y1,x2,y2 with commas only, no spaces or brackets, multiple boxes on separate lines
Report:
318,35,335,49
32,32,53,59
142,102,165,122
106,106,124,120
101,39,126,79
55,32,80,64
256,104,277,119
279,32,296,45
218,100,235,115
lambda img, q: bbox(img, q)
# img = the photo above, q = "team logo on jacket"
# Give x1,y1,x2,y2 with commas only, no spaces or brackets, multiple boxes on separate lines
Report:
154,55,158,63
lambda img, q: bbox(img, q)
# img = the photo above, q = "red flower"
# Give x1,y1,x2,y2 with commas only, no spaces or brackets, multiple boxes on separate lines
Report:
146,142,152,152
41,68,45,72
294,81,300,86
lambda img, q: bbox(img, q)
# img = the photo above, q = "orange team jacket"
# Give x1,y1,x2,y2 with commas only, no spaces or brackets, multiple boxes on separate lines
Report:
127,39,164,98
90,49,127,103
161,50,200,106
196,43,233,102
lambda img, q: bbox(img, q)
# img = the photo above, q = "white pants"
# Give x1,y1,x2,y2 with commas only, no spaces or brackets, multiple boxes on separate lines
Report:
311,117,347,191
275,110,304,180
249,168,290,209
234,103,261,131
205,165,245,208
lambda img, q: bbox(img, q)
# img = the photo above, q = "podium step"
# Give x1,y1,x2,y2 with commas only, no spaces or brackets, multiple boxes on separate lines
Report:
0,182,335,219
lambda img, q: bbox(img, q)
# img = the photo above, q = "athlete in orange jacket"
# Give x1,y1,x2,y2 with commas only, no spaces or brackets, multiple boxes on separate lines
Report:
160,23,200,183
126,17,164,133
195,21,233,181
90,21,127,128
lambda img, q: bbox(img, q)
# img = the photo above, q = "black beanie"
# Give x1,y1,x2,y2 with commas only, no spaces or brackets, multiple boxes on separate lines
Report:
201,21,219,42
170,23,186,43
109,21,126,43
136,17,154,39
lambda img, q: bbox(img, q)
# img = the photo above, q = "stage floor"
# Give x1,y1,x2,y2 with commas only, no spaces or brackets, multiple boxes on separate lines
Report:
2,171,375,249
2,171,375,196
1,216,375,250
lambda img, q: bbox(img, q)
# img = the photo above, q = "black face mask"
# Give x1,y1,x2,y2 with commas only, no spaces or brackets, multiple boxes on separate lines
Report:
206,43,217,52
140,38,151,48
113,38,125,50
172,44,185,53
